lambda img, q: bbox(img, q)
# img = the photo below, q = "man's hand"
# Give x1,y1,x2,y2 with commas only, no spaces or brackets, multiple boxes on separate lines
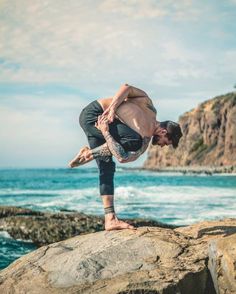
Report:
95,115,109,134
101,107,115,123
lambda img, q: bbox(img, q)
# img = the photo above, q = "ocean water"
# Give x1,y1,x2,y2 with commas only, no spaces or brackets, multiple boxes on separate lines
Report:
0,167,235,270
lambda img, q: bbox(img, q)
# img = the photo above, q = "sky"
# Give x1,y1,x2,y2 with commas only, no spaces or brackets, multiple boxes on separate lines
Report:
0,0,235,168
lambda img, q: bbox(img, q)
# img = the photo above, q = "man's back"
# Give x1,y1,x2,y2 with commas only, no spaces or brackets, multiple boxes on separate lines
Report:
98,96,157,138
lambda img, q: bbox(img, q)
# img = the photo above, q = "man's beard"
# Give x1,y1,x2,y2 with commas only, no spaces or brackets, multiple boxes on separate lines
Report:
152,135,160,145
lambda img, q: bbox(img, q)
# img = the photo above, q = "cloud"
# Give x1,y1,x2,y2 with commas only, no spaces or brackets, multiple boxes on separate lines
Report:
0,0,235,167
1,0,232,90
99,0,211,22
99,0,167,19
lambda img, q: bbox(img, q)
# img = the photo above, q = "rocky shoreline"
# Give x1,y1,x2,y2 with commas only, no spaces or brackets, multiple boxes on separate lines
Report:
0,211,235,294
125,165,236,175
0,206,176,247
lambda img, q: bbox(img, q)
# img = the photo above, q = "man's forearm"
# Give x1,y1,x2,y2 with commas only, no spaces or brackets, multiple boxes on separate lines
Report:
100,130,150,163
103,131,129,162
109,84,131,111
120,136,150,163
91,135,150,163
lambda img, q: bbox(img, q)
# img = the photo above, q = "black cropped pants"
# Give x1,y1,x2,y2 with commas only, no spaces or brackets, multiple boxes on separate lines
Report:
79,100,143,195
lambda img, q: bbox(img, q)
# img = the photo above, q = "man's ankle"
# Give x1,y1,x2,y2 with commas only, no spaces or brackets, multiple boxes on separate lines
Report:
105,212,116,221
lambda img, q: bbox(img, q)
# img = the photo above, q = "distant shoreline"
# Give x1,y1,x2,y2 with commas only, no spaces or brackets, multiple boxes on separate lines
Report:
124,165,236,175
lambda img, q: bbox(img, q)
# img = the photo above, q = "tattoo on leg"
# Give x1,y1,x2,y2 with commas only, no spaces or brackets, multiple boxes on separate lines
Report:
91,143,112,162
104,205,115,214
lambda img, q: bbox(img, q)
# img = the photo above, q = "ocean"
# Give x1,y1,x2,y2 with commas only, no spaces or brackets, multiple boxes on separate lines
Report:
0,167,236,270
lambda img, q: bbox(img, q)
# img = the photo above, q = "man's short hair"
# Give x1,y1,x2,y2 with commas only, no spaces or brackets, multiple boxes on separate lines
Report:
152,120,183,148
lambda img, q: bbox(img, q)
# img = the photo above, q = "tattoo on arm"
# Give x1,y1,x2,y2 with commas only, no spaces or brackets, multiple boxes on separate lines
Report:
91,143,112,162
91,134,151,163
121,136,150,163
103,132,130,162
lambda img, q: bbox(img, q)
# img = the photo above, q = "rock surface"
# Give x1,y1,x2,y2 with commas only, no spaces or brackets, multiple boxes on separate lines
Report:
208,234,236,294
144,92,236,169
0,218,235,294
0,206,176,247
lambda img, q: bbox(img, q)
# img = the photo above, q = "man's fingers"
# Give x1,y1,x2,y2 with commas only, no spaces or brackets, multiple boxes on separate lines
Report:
100,116,108,123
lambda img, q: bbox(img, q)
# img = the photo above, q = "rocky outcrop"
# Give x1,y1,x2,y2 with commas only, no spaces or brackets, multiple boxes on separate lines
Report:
0,206,176,247
144,92,236,169
0,218,235,294
208,234,236,294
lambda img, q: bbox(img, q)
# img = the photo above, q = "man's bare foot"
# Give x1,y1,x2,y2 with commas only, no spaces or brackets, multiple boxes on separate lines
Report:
105,213,136,231
68,146,93,168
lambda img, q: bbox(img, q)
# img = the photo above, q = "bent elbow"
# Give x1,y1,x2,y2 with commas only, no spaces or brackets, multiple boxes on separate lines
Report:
123,83,131,91
118,158,126,163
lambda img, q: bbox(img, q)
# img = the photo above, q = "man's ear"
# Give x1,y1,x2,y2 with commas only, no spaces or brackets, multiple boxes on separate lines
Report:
160,128,167,135
155,128,167,136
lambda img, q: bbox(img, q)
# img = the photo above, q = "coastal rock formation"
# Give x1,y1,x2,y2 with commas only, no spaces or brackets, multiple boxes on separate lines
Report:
208,234,236,294
0,206,175,247
144,92,236,168
0,218,235,294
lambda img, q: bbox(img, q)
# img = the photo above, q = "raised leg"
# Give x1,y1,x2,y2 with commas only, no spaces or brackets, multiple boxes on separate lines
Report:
68,146,93,168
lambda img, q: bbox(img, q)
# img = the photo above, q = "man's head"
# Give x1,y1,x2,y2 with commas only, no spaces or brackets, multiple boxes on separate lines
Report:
152,120,183,148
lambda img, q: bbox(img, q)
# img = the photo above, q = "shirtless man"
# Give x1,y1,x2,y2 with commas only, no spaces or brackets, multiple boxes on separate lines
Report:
69,84,182,231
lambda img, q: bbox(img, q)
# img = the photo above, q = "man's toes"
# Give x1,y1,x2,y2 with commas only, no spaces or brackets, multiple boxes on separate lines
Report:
128,224,137,230
125,223,135,229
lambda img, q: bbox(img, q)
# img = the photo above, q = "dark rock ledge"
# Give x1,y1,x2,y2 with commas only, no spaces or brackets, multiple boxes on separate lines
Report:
0,206,176,247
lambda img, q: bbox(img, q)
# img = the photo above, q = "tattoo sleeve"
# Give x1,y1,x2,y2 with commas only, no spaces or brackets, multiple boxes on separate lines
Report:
121,136,150,163
91,133,150,163
91,143,112,162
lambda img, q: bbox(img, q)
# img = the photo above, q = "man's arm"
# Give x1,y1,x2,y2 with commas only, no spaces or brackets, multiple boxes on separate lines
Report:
111,83,149,107
118,136,151,163
101,84,150,122
127,84,149,98
108,84,131,112
95,114,151,163
91,135,151,163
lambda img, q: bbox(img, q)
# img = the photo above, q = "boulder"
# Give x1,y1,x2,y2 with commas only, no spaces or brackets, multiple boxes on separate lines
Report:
0,218,235,294
208,234,236,294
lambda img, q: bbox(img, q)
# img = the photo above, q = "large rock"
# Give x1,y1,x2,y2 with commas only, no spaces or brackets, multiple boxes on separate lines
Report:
208,234,236,294
144,92,236,168
1,219,235,294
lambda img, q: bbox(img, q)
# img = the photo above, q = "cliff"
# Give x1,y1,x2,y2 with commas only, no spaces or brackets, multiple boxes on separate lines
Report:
0,218,235,294
144,92,236,169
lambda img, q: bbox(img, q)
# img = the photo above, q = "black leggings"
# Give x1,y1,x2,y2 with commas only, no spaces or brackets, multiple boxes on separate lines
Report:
79,100,143,195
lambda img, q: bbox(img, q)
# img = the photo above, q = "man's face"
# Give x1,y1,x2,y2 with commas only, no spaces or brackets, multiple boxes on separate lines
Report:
153,128,172,147
156,134,172,148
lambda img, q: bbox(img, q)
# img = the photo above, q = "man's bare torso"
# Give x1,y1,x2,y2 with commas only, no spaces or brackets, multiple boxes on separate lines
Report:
97,97,157,138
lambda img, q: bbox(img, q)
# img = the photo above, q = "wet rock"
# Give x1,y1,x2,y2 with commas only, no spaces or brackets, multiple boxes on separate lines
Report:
0,206,176,247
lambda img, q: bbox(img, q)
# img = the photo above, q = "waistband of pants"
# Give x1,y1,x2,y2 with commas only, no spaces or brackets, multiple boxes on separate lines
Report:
86,100,104,112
